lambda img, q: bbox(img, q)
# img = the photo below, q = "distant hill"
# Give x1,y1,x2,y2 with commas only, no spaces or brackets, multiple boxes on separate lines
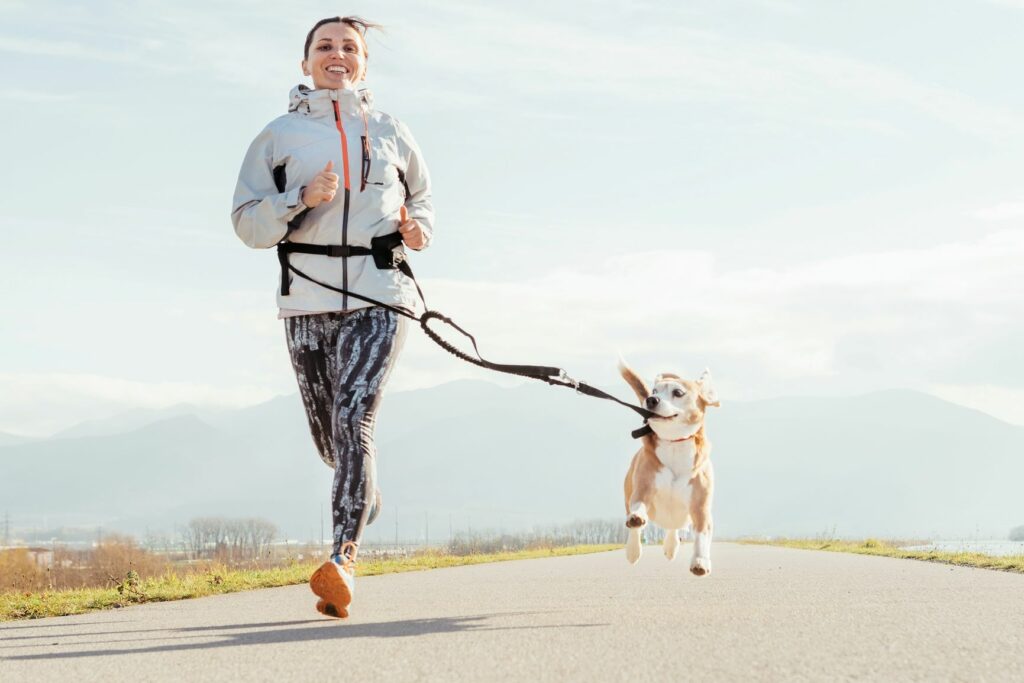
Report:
0,432,33,447
1,381,1021,541
51,404,227,440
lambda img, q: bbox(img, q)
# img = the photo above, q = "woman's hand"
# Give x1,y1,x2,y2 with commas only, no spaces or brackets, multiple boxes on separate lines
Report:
300,160,339,208
398,206,426,249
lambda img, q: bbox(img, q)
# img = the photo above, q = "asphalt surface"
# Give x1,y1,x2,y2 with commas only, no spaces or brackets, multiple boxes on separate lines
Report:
2,543,1022,682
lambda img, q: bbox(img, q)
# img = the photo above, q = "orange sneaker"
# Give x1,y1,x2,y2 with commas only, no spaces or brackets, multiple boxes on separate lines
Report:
310,542,357,619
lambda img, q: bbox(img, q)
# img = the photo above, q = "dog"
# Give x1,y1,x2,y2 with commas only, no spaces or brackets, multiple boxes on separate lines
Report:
619,362,720,575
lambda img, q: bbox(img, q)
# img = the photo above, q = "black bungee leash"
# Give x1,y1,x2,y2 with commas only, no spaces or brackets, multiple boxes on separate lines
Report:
279,235,657,439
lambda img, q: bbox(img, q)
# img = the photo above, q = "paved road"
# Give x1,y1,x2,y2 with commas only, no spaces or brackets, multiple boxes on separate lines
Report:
2,543,1022,682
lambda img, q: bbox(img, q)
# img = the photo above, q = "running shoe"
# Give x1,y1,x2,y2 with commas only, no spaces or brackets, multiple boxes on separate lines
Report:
310,542,357,618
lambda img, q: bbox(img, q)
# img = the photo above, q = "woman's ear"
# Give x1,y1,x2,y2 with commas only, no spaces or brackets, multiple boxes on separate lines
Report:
301,59,310,76
697,368,720,408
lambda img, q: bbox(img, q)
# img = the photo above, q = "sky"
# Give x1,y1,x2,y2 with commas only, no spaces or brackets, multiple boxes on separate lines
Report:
1,0,1022,436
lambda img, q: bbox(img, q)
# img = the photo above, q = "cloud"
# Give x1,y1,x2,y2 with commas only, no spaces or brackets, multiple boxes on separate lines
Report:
8,0,1013,139
376,2,1019,138
411,228,1023,403
0,89,76,102
972,201,1024,221
0,36,147,64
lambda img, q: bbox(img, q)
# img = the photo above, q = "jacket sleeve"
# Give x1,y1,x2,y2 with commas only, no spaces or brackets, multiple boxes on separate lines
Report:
231,125,307,249
395,120,435,250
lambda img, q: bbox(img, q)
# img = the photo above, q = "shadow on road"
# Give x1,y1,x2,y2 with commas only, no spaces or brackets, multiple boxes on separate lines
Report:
4,613,607,661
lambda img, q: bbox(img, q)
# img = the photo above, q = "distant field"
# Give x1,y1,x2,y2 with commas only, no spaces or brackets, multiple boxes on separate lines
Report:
741,538,1024,573
0,544,617,622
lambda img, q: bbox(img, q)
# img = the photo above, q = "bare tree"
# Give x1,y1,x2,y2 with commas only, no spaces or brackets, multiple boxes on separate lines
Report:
183,516,278,561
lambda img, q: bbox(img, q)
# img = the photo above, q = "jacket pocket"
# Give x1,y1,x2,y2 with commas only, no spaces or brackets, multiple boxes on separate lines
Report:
362,136,401,188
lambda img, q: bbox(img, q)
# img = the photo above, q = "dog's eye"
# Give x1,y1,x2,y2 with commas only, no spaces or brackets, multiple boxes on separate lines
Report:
672,389,685,398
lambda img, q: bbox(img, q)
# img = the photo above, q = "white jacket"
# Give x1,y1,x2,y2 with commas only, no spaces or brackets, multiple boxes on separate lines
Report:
232,84,434,314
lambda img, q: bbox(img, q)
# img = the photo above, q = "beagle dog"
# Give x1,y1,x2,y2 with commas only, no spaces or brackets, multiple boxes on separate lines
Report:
620,362,720,575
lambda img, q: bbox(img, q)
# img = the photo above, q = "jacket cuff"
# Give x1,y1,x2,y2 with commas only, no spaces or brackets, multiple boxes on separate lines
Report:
284,186,303,210
412,221,433,250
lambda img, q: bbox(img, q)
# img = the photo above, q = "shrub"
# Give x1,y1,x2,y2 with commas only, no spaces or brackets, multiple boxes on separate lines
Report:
0,548,47,592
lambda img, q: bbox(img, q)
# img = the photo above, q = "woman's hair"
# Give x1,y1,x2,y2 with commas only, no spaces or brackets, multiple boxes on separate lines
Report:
303,16,382,60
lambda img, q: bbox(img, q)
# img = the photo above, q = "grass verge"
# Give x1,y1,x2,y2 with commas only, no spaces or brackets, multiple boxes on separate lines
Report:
0,544,617,622
740,538,1024,574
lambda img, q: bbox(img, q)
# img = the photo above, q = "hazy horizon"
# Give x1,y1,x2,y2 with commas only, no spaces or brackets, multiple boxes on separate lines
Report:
3,381,1022,542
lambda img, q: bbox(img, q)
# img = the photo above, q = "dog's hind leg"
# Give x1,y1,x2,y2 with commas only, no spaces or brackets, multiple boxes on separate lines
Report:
689,517,712,576
625,527,642,565
688,472,714,576
663,528,680,561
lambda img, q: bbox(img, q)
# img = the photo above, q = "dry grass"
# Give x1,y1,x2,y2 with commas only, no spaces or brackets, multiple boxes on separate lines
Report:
1,534,204,593
1,544,618,622
740,537,1024,573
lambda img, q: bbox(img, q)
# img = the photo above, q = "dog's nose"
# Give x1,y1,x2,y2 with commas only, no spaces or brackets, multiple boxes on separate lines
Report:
645,396,660,410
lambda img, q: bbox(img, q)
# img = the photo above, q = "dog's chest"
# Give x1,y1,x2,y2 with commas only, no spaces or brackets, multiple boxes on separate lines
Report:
654,440,696,481
650,441,696,527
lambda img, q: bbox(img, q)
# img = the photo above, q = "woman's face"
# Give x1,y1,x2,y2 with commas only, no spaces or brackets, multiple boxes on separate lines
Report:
302,22,367,90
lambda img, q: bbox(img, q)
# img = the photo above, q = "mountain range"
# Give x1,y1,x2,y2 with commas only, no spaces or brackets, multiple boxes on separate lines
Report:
2,380,1021,542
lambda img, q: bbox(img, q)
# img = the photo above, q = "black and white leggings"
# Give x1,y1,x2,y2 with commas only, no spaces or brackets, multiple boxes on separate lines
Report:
285,306,408,560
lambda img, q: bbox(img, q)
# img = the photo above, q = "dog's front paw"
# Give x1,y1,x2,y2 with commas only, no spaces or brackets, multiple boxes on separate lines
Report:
690,556,712,576
625,513,647,529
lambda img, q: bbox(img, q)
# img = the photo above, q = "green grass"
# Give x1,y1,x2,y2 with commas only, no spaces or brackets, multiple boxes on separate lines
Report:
740,538,1024,573
0,544,617,622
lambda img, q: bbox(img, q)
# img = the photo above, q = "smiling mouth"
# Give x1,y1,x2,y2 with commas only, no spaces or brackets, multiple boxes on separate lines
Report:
326,66,351,75
650,413,679,420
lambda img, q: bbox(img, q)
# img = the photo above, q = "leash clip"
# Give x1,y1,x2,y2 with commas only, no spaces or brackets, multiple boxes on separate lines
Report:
558,370,582,393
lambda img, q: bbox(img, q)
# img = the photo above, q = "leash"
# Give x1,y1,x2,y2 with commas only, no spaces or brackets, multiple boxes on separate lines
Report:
280,239,657,438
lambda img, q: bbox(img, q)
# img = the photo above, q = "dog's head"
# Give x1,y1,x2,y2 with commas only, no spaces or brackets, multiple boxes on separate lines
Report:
644,369,720,441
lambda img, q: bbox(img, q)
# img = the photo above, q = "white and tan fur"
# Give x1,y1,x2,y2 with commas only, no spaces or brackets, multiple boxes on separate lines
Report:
620,361,720,575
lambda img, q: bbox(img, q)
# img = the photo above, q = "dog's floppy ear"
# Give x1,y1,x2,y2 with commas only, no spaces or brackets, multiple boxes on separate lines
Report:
618,356,650,404
697,368,720,408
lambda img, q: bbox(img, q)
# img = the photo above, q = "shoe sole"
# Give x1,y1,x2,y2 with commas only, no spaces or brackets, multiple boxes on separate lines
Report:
310,561,352,619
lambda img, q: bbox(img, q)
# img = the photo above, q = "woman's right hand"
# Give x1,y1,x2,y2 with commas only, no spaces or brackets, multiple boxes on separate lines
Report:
300,160,339,208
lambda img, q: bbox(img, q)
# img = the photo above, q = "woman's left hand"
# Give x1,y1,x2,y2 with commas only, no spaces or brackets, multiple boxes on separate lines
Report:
398,206,426,250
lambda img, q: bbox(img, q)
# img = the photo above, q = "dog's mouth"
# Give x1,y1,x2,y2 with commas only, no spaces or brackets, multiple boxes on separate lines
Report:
649,413,680,420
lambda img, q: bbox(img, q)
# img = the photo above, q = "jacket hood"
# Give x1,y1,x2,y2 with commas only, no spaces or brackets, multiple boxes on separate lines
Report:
288,84,374,117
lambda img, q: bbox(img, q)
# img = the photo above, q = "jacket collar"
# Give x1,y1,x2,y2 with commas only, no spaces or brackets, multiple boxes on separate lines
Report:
288,84,374,118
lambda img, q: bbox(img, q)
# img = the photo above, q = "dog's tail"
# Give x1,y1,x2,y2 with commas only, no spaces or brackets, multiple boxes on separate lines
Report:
617,356,649,404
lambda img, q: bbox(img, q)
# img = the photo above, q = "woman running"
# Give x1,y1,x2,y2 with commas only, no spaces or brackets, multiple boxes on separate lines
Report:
231,15,433,618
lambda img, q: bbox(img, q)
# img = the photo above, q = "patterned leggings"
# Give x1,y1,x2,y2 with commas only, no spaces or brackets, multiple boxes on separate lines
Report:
284,307,408,559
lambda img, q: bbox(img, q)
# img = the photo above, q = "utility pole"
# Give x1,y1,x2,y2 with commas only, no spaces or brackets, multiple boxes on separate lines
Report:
2,510,9,547
425,512,429,548
394,508,399,547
